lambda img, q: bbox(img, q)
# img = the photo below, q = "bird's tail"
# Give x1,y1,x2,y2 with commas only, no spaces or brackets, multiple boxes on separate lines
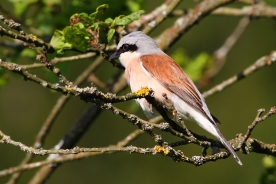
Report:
216,131,243,166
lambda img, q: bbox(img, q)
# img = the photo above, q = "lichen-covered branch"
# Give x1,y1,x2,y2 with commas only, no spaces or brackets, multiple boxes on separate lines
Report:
0,1,275,183
127,0,181,34
0,129,147,178
171,4,276,18
202,50,276,98
0,59,155,104
212,4,276,18
141,0,181,34
242,106,276,153
0,15,54,52
155,0,235,51
0,106,276,174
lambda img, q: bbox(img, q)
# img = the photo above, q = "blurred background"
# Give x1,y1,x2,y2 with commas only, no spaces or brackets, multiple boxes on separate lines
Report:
0,0,276,183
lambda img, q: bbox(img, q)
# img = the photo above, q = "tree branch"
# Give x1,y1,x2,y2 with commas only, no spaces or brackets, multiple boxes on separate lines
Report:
20,52,96,70
128,0,181,34
0,59,156,104
170,4,276,18
202,50,276,98
155,0,236,50
7,56,104,183
0,15,54,52
0,105,275,173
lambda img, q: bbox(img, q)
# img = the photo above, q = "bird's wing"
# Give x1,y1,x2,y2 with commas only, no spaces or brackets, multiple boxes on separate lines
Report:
140,54,217,125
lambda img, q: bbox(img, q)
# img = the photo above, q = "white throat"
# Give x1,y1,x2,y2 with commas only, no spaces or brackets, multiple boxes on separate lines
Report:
119,51,141,68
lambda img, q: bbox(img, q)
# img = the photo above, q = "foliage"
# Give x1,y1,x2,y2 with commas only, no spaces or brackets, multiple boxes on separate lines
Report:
50,4,144,54
171,48,214,82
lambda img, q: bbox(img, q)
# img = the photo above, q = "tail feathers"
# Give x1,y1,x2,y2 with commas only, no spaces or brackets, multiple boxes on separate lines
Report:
218,134,243,166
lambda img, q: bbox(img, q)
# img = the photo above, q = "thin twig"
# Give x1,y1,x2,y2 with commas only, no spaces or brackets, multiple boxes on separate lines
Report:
0,128,227,169
29,68,142,182
1,104,276,179
0,137,154,178
202,50,276,98
37,56,104,148
242,107,276,149
0,120,155,178
244,138,276,156
170,4,276,18
142,0,181,34
210,16,250,77
212,4,276,18
29,45,72,86
155,0,236,51
0,14,25,35
0,15,54,52
8,56,104,183
0,59,157,104
20,52,96,70
127,0,181,34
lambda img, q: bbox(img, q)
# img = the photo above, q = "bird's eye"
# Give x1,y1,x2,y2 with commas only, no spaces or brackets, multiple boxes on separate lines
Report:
120,44,137,53
122,44,130,51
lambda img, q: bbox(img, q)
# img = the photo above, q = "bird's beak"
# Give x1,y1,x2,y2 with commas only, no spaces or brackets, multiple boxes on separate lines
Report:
109,50,120,61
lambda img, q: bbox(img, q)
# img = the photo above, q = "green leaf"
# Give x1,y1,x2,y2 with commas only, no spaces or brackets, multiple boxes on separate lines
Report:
51,24,91,54
89,4,109,21
71,13,94,26
50,4,145,54
107,29,115,42
50,30,69,54
97,22,110,28
91,22,99,30
50,30,73,55
63,23,92,52
63,43,73,50
89,12,97,22
105,18,113,24
95,4,109,13
114,10,144,26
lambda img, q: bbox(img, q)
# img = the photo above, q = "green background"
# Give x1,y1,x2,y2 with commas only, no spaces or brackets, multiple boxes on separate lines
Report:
0,0,276,183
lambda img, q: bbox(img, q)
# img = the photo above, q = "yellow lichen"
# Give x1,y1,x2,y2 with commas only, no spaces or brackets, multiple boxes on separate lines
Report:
154,145,169,155
103,94,109,99
134,87,150,97
66,87,72,91
32,36,37,41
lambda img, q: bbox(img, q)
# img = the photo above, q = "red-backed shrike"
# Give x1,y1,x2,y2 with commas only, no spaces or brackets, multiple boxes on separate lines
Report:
109,31,242,165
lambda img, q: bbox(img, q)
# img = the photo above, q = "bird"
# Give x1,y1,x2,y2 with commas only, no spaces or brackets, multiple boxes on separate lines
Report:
109,31,242,165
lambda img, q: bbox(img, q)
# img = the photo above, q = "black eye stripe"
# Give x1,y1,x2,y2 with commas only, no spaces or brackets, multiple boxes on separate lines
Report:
119,44,137,53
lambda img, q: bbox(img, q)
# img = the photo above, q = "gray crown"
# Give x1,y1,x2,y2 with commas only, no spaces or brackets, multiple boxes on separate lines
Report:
117,31,164,56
